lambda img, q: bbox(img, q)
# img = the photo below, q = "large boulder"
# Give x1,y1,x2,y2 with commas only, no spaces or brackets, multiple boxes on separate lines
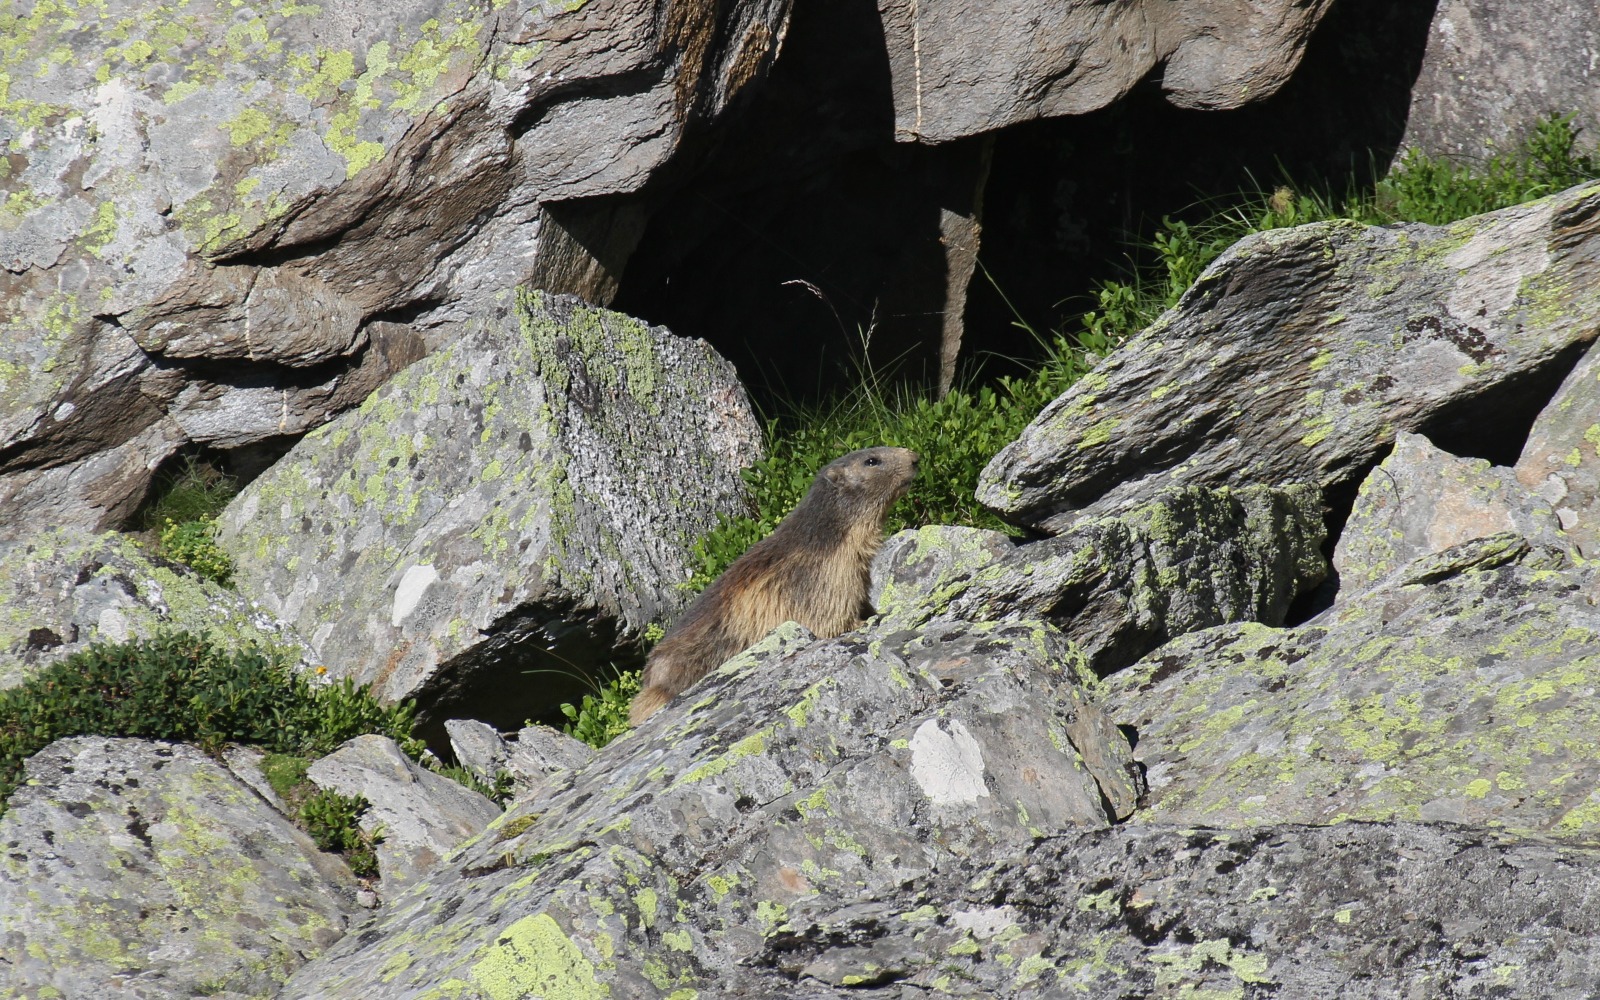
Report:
877,0,1337,143
0,0,791,536
1399,0,1600,162
1517,337,1600,558
216,292,761,738
979,182,1600,533
277,614,1139,997
0,525,308,692
0,737,360,999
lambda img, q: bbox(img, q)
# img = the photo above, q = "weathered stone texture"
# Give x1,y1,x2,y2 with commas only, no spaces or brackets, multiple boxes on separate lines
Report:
0,737,359,1000
217,292,761,732
1518,337,1600,558
979,183,1600,533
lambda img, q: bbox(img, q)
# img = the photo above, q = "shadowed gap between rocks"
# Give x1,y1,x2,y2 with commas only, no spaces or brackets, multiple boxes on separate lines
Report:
1283,335,1593,624
410,598,641,756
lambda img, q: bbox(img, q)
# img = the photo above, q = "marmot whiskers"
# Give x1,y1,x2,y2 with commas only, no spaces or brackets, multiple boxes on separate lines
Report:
629,446,919,725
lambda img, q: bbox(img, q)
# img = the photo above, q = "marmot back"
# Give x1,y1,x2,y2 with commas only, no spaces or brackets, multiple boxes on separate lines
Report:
628,446,919,726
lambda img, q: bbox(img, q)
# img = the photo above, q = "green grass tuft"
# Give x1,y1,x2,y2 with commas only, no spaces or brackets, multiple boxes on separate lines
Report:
560,669,641,749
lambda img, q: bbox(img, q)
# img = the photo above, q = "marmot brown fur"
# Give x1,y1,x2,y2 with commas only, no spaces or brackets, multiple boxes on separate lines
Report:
628,446,919,725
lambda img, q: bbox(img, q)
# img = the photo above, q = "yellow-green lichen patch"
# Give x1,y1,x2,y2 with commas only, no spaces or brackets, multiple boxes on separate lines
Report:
466,913,608,1000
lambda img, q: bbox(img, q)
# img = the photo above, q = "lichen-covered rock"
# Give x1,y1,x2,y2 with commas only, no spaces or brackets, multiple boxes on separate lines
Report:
1335,430,1570,596
979,182,1600,533
217,291,761,737
305,735,500,895
277,615,1138,998
445,719,595,805
1518,338,1600,558
1102,538,1600,833
879,0,1335,143
0,525,308,691
0,0,791,536
0,737,359,999
718,822,1600,997
873,483,1327,674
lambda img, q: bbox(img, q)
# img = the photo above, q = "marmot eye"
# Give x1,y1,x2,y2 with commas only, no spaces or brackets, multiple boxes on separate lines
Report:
864,457,880,466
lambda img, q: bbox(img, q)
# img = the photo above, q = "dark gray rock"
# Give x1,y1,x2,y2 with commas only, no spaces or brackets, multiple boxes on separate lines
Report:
0,737,359,999
874,483,1327,674
979,183,1600,533
217,292,761,733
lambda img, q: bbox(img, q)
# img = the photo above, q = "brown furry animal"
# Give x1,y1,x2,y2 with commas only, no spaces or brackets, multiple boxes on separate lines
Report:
628,446,919,725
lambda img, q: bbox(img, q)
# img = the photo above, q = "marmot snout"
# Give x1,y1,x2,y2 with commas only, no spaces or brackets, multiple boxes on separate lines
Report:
629,446,919,725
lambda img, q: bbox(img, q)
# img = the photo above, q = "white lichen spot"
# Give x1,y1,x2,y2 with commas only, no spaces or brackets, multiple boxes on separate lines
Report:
97,607,130,642
391,563,439,626
909,719,989,806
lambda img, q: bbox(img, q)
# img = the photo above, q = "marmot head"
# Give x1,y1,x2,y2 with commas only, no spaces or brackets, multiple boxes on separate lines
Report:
820,446,920,512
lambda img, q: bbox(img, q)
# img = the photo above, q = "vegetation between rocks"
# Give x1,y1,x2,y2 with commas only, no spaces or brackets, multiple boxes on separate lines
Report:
137,457,240,586
0,633,421,817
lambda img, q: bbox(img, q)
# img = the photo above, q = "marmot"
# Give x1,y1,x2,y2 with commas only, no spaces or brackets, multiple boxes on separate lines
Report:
628,446,919,725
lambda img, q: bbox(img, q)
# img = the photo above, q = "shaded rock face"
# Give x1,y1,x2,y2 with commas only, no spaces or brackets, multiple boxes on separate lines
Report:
0,0,792,537
0,526,308,692
278,616,1141,997
980,182,1600,534
1400,0,1600,162
873,483,1327,675
0,737,360,1000
1517,337,1600,557
217,292,761,739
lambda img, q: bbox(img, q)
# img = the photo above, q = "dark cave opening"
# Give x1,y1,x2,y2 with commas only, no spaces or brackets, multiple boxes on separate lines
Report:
609,0,1442,410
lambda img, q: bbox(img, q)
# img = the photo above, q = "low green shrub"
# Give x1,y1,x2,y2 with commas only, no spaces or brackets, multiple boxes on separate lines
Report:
560,670,641,749
0,632,421,812
300,788,381,877
158,517,234,586
138,456,239,529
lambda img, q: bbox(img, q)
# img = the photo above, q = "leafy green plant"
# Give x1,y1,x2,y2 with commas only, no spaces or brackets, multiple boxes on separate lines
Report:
158,517,234,586
0,632,421,812
300,788,381,877
430,762,515,804
560,670,641,749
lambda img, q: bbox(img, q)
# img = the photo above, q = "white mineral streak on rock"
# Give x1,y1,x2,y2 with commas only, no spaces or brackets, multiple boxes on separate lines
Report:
391,563,439,627
910,718,989,806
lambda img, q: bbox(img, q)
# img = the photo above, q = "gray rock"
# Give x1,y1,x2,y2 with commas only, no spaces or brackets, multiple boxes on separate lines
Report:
278,615,1138,997
217,292,761,735
1102,538,1600,833
1335,431,1571,597
0,525,309,692
0,0,791,536
879,0,1335,143
1518,337,1600,558
719,822,1600,998
874,483,1326,674
1399,0,1600,163
979,182,1600,533
306,735,500,895
0,737,359,999
446,718,598,805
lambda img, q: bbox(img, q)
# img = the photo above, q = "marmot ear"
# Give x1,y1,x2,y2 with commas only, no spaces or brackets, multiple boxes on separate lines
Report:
824,463,848,484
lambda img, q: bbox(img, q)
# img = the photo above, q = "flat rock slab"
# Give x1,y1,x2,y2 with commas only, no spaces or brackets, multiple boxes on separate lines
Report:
718,822,1600,998
218,292,761,736
445,718,595,805
1518,337,1600,558
0,526,308,692
979,182,1600,533
0,737,359,1000
1335,430,1569,596
873,483,1327,674
1103,539,1600,833
306,735,500,895
278,616,1139,997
